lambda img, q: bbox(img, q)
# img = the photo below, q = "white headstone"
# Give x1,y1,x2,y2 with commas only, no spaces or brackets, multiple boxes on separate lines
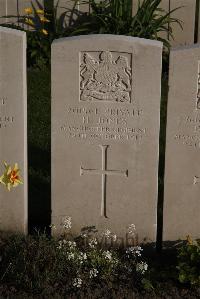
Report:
52,35,162,244
163,44,200,241
169,0,195,47
133,0,196,47
0,0,7,24
54,0,89,27
0,27,27,233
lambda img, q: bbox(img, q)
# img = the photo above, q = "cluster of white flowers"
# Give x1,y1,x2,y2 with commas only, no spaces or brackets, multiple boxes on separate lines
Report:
103,250,112,261
127,224,136,235
78,252,87,264
136,262,148,274
89,268,99,278
72,277,82,288
67,252,75,260
57,239,77,250
103,229,111,238
67,241,76,250
62,216,72,229
126,246,143,257
49,223,56,230
57,239,67,249
102,228,117,242
88,237,98,248
67,251,87,264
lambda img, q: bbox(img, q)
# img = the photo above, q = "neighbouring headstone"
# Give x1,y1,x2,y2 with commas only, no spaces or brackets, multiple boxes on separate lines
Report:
198,2,200,44
0,0,7,24
169,0,195,47
0,0,44,27
55,0,90,27
52,35,162,244
133,0,196,47
163,44,200,241
0,27,27,233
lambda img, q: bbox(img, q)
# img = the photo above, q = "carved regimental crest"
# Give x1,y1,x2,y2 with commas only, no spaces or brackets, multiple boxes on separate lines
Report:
80,51,132,102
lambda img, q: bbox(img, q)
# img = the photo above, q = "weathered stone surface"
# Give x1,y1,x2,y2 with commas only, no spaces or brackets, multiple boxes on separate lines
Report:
0,0,7,24
169,0,195,47
198,2,200,43
52,35,162,244
0,0,44,27
163,44,200,241
0,27,27,233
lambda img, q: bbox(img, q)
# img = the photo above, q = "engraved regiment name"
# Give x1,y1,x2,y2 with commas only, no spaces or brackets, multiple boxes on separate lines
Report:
174,114,200,149
61,106,146,143
0,98,14,129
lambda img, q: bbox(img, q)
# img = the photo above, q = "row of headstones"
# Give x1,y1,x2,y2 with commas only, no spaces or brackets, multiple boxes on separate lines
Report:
133,0,197,47
0,0,198,46
1,26,200,245
56,0,198,46
0,0,44,29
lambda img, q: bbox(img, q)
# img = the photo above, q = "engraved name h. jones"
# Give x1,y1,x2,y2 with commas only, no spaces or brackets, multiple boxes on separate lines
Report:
80,51,132,103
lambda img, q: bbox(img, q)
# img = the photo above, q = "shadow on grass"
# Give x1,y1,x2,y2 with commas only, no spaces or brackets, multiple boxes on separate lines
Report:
27,67,51,234
28,144,51,234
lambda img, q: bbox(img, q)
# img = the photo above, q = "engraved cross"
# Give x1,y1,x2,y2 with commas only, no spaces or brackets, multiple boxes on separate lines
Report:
80,145,128,218
194,176,200,184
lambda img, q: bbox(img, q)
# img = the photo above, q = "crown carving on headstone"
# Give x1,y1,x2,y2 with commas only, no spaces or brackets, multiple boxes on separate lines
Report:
80,51,132,103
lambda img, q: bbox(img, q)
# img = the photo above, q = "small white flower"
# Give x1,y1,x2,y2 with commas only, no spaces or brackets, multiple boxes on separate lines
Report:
62,216,72,229
103,250,112,261
81,232,87,238
136,262,148,274
49,223,56,229
89,268,98,278
82,252,87,260
67,241,76,249
73,277,82,288
127,224,136,235
112,234,117,242
78,252,87,264
57,239,74,250
104,229,111,238
57,240,65,249
67,252,75,260
126,246,143,257
88,237,98,248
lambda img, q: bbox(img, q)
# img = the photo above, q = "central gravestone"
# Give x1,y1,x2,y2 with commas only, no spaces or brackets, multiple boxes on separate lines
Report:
52,35,162,243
